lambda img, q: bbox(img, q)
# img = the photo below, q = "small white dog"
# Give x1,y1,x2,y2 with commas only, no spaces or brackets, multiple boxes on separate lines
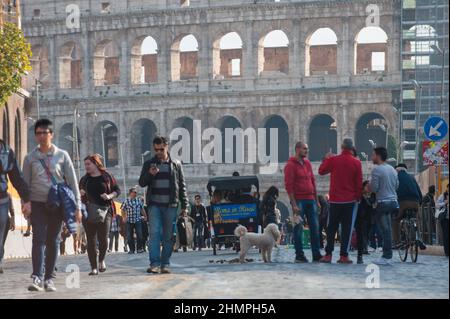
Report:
234,223,281,263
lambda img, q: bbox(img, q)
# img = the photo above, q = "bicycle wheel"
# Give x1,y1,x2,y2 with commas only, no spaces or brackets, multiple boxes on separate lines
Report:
410,222,419,263
398,220,409,262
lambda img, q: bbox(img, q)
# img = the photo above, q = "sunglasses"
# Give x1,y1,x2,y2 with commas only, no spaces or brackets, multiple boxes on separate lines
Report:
154,148,165,152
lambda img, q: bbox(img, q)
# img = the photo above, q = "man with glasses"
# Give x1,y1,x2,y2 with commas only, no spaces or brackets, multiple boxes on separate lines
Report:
284,141,323,263
139,136,189,274
22,119,81,292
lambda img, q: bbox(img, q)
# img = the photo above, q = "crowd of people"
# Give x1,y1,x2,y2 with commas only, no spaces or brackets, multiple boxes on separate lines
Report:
0,118,448,293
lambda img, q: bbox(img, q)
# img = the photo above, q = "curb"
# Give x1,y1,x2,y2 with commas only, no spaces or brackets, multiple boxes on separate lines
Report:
420,245,446,256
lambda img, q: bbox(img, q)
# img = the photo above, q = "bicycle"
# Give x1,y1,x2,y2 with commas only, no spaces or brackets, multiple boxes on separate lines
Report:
398,208,424,263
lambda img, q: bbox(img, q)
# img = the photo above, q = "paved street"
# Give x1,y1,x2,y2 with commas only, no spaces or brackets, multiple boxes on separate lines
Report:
0,245,448,299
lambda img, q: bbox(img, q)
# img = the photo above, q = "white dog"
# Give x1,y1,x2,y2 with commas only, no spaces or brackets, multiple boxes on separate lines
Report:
234,223,281,263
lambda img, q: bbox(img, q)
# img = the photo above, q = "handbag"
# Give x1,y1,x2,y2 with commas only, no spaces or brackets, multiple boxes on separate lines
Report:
38,158,62,211
86,202,109,224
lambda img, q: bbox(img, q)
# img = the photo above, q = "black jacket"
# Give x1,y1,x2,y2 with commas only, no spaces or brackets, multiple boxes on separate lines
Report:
138,155,189,210
396,170,422,203
0,139,30,202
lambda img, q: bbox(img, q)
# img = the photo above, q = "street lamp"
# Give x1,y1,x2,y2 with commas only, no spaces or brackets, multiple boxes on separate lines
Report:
431,44,446,118
368,139,376,148
411,79,423,176
141,150,151,165
100,123,113,167
64,135,81,181
397,140,410,163
360,152,370,179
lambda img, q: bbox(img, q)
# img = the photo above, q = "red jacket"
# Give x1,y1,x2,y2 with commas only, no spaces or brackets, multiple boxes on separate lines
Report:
284,156,316,201
318,149,363,203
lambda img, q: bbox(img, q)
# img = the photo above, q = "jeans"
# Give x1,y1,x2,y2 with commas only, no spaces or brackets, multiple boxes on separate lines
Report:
193,222,204,249
127,221,143,252
0,202,9,263
148,205,178,267
285,232,293,245
85,213,111,270
375,200,398,259
293,200,321,259
324,202,358,257
30,202,63,281
108,231,119,252
369,223,383,249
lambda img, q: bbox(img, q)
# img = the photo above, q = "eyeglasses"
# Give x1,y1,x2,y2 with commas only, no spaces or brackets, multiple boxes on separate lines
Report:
35,131,51,136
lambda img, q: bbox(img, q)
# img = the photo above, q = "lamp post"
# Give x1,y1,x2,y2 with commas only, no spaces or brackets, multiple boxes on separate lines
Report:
100,123,113,167
411,80,422,176
398,140,409,163
141,150,151,165
360,151,370,179
368,139,376,149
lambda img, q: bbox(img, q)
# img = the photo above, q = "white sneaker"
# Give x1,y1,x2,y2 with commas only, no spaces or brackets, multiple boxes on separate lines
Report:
368,247,377,253
377,247,383,253
373,257,391,266
28,276,44,292
44,279,57,292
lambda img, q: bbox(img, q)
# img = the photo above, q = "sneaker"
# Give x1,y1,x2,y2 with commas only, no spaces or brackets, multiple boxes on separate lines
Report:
337,256,353,264
147,266,160,274
107,250,112,253
137,249,144,254
294,255,309,263
99,261,106,273
160,266,171,274
128,251,135,254
89,269,99,276
373,257,391,265
377,247,383,253
319,255,332,263
418,241,427,250
44,279,56,292
368,247,377,253
23,231,31,237
357,255,364,264
28,276,44,292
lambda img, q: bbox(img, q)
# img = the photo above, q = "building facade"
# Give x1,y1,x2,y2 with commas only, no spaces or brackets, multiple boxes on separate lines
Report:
21,0,401,218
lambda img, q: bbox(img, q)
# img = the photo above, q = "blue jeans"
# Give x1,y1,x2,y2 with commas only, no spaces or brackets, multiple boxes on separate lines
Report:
375,200,398,259
0,202,9,263
148,205,178,267
126,221,143,252
30,202,63,280
293,200,321,259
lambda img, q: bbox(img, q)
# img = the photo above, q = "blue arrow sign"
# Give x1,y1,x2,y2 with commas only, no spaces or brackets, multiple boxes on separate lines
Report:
424,117,448,141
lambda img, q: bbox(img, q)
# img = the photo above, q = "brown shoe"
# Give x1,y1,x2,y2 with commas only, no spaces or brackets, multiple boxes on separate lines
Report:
147,266,160,274
160,266,171,274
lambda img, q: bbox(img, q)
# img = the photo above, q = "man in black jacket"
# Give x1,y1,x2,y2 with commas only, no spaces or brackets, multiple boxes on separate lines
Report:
191,194,207,251
139,136,189,274
0,139,31,274
393,164,423,246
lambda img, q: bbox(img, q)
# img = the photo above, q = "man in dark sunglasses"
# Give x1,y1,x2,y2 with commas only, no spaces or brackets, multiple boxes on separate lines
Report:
139,136,188,274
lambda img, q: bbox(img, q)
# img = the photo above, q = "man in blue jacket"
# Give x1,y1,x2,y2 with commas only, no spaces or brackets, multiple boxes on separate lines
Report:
393,164,422,246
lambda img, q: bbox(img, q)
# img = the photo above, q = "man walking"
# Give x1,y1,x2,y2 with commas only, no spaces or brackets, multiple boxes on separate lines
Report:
284,142,322,263
191,194,207,251
22,119,81,291
121,187,146,254
318,138,363,264
139,136,189,274
370,147,399,265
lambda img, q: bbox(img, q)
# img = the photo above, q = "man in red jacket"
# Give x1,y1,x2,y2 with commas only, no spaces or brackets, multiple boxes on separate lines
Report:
284,142,322,263
318,138,363,264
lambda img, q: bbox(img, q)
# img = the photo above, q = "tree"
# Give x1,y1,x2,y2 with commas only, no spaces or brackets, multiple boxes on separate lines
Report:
0,22,32,107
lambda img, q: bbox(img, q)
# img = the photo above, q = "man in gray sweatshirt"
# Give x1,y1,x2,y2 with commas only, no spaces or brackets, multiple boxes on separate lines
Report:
22,119,81,292
370,146,399,265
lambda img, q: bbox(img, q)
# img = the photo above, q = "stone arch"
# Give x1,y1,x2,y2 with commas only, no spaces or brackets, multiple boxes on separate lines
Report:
93,121,119,167
58,123,81,161
171,116,194,163
217,115,243,164
59,41,83,88
355,112,389,160
30,44,50,88
305,27,338,76
354,26,388,74
262,115,289,163
212,31,243,79
2,104,10,144
131,35,159,84
171,34,199,81
258,30,290,76
308,114,338,161
131,119,157,165
93,39,120,86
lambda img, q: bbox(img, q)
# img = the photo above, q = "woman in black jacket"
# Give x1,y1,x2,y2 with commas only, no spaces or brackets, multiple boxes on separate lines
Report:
260,186,279,228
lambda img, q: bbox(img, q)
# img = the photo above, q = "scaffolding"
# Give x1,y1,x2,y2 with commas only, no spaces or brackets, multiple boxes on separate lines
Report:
400,0,449,176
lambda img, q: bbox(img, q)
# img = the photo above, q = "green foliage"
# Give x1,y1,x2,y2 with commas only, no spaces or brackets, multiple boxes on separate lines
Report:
0,22,32,106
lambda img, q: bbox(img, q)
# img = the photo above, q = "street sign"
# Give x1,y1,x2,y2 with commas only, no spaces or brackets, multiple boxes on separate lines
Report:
423,117,448,141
